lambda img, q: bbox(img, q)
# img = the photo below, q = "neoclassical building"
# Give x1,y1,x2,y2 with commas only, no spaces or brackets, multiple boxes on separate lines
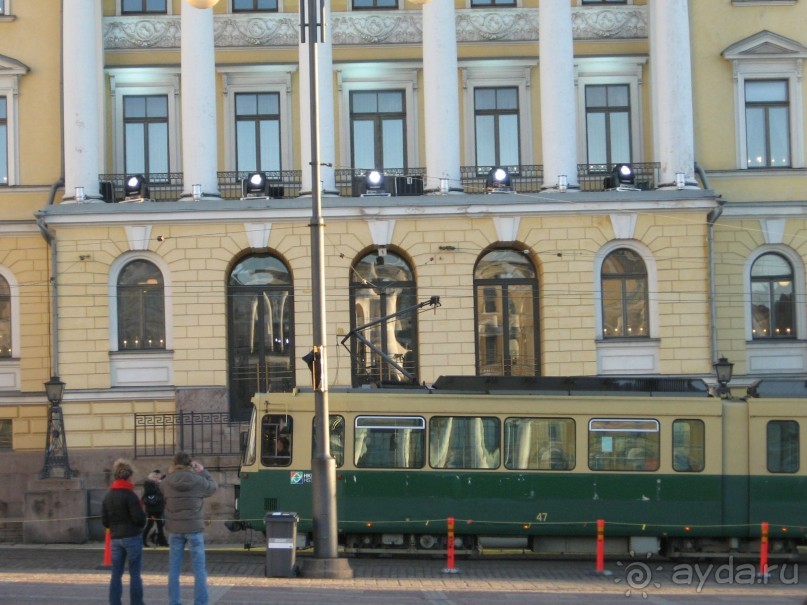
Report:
0,0,806,542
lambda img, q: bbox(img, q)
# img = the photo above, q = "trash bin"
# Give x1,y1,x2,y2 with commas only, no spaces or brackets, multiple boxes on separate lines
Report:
265,512,298,577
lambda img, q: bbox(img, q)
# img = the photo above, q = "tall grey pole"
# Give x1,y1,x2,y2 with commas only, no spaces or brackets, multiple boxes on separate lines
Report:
303,0,348,578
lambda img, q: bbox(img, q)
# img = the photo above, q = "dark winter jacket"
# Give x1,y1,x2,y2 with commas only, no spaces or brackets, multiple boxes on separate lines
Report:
101,479,147,539
142,479,165,517
161,464,217,534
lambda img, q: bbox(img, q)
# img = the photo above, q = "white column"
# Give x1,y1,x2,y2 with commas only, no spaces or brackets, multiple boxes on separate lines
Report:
650,0,696,187
423,0,462,192
63,0,104,203
539,0,578,189
299,0,337,196
181,3,220,198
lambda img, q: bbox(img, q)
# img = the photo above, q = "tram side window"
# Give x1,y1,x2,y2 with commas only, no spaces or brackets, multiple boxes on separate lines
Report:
429,416,501,469
589,418,659,471
767,420,799,473
313,414,345,467
261,414,293,467
504,417,575,470
355,416,425,468
672,419,705,472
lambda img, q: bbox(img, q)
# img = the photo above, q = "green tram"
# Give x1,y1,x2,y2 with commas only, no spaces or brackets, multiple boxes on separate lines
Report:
234,377,807,557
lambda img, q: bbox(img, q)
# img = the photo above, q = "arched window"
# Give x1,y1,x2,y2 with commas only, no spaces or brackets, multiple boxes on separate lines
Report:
751,252,795,339
117,260,165,350
349,250,417,387
228,254,295,419
601,248,648,338
0,275,10,358
474,249,538,376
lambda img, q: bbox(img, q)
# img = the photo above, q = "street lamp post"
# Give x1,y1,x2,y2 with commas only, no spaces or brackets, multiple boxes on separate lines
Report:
39,376,75,479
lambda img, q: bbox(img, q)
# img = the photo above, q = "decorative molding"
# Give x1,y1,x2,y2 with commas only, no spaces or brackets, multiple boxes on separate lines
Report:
760,218,786,245
493,216,520,242
367,219,396,246
610,213,637,240
103,7,647,49
244,222,272,249
125,225,152,251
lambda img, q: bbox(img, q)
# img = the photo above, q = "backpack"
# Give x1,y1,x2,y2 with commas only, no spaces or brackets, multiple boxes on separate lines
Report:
142,481,165,515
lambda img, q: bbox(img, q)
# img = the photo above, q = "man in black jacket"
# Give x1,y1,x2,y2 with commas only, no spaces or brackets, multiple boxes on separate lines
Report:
102,458,147,605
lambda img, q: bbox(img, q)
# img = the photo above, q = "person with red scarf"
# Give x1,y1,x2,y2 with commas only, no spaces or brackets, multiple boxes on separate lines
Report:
102,458,147,605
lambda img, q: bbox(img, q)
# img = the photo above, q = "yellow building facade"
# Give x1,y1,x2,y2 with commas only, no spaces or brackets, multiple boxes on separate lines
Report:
0,0,804,541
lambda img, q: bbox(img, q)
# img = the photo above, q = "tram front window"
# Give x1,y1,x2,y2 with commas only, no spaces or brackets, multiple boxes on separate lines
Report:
261,414,293,467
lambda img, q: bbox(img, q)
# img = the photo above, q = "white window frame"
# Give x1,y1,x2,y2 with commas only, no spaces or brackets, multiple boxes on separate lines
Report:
0,0,13,18
117,0,172,16
574,57,646,166
0,55,27,186
723,31,807,170
0,266,21,391
108,251,174,387
594,240,659,375
460,62,533,168
218,65,296,174
336,63,421,171
107,68,182,176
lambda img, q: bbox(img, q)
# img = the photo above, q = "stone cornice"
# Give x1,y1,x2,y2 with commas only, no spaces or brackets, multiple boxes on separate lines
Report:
103,6,646,50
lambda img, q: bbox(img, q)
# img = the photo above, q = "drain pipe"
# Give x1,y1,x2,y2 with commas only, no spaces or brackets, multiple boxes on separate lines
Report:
37,179,64,377
701,163,724,363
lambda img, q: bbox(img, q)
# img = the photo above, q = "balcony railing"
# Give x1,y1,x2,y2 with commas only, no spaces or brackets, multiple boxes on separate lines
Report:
95,163,661,202
134,411,249,458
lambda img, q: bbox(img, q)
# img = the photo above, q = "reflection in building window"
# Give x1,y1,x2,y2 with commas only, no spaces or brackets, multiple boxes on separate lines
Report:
429,416,500,469
588,418,659,471
349,250,417,387
745,80,790,168
354,416,424,468
117,260,165,350
0,275,10,357
767,420,799,473
474,249,538,376
751,252,794,339
601,248,648,338
504,417,576,470
123,95,169,182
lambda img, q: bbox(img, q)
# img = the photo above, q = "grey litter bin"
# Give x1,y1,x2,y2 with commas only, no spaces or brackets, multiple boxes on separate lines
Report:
265,512,298,577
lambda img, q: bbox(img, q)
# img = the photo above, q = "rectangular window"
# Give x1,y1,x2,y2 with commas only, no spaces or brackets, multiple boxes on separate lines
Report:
504,417,575,470
352,0,397,8
233,0,278,10
745,80,790,168
350,90,406,171
122,0,167,14
0,419,10,450
767,420,799,473
354,416,424,468
585,84,631,167
429,416,500,469
471,0,517,6
313,415,344,467
474,87,520,169
0,1,5,16
260,414,292,467
0,97,6,185
124,95,169,181
589,418,659,471
235,93,281,174
672,419,705,472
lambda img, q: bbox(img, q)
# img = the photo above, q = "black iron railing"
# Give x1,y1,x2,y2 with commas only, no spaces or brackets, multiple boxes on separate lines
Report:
134,412,249,458
96,162,661,202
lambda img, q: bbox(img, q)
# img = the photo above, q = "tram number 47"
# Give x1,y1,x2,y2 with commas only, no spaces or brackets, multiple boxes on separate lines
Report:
534,512,549,522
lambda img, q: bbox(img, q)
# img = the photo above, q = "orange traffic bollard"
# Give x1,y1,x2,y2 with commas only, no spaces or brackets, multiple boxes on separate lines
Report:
595,519,605,574
758,521,769,579
442,517,459,574
102,528,112,568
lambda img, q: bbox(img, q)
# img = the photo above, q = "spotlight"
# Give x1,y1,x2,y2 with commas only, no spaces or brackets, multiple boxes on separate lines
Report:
361,170,390,197
122,174,148,202
241,172,268,198
606,163,638,191
485,167,514,194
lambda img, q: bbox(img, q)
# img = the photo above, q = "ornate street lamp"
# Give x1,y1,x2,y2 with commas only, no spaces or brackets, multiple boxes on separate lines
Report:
713,356,734,400
39,376,76,478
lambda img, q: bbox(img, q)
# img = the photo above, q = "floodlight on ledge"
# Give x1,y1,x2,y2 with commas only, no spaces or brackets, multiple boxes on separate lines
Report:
242,172,268,198
361,170,391,197
122,174,148,202
606,163,638,191
485,167,514,194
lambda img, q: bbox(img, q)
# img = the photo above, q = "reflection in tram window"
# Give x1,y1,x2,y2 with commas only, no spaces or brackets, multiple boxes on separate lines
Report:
672,419,705,472
354,416,425,468
767,420,799,473
588,418,659,471
313,414,345,467
429,416,500,469
261,414,292,467
504,417,575,470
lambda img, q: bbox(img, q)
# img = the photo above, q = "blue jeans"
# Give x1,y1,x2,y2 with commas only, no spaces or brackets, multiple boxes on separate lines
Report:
110,534,144,605
168,531,208,605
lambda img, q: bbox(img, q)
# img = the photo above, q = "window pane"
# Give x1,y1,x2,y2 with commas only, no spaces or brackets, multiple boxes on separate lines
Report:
352,120,375,170
475,89,496,111
381,119,404,170
767,420,799,473
260,414,293,467
498,114,520,166
773,280,794,337
496,88,518,110
0,276,10,356
751,253,791,277
124,96,147,119
609,112,631,164
429,417,500,469
769,106,790,167
601,279,624,338
589,418,660,471
378,91,403,113
258,120,281,172
118,260,165,350
507,285,535,376
0,123,7,185
352,92,377,113
124,123,146,175
751,281,772,338
257,93,279,116
146,96,168,118
236,121,258,173
354,416,425,468
146,0,167,12
147,123,169,174
607,84,629,107
586,113,607,165
673,419,704,472
0,419,10,450
504,418,575,470
746,80,787,103
745,106,766,167
475,115,496,167
586,86,607,108
313,415,344,467
476,249,537,280
236,93,257,116
624,278,648,337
